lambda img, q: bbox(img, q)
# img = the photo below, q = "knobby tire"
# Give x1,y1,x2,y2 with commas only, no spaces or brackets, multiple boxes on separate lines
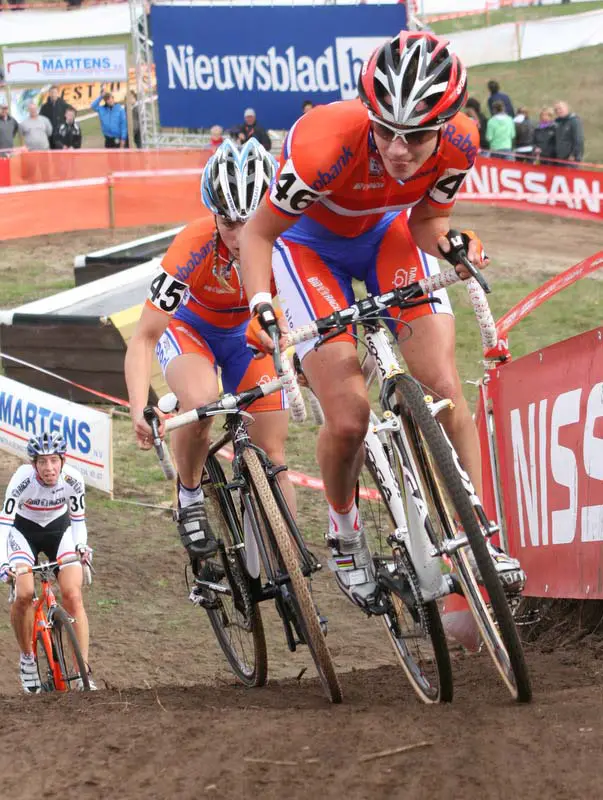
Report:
242,448,343,704
51,606,90,691
394,373,531,703
202,454,268,688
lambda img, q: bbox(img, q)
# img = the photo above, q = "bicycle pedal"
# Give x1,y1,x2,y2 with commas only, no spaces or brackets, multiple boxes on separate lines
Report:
188,587,217,610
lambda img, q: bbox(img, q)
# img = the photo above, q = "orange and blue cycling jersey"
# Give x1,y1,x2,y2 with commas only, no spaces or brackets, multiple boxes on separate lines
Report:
266,101,478,357
145,216,285,412
266,99,478,237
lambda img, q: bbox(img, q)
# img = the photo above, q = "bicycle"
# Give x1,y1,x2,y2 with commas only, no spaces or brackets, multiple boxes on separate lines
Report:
10,554,91,692
282,259,532,704
145,362,343,704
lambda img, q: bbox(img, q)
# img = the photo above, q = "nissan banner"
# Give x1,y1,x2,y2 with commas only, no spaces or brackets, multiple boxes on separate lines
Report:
151,4,406,130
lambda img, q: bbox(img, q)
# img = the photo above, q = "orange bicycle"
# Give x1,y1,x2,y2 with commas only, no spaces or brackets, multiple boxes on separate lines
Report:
11,555,90,692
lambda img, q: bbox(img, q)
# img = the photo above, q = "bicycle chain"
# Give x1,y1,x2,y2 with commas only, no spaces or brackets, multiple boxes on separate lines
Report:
393,543,430,635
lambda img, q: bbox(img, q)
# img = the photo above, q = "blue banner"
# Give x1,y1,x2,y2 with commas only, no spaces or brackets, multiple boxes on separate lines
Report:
151,4,407,131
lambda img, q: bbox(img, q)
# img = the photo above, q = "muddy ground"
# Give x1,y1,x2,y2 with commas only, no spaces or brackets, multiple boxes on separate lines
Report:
0,207,602,799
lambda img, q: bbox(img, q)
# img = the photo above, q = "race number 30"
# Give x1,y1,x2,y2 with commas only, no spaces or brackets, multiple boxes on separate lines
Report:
148,271,188,314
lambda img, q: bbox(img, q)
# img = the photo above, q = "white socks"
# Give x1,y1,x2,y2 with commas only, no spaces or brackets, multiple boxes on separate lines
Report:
328,503,361,541
179,483,204,509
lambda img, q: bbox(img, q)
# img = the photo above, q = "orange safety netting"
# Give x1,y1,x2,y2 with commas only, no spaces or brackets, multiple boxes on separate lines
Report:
0,179,110,240
7,149,211,187
0,170,214,240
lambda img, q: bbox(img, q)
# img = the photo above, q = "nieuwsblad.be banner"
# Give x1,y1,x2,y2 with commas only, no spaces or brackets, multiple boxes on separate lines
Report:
151,5,407,130
0,376,113,495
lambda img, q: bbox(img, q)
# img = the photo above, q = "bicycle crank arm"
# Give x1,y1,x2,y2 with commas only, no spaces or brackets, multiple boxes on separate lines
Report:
432,534,469,557
194,580,232,595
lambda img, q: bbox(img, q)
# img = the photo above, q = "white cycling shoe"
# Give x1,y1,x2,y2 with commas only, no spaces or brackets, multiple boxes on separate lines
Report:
327,513,379,611
20,656,41,695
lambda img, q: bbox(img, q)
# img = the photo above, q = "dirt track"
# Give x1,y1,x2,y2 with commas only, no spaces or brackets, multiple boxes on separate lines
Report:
1,207,603,798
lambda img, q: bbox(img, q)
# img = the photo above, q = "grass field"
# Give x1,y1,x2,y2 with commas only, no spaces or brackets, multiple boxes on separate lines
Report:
430,0,603,33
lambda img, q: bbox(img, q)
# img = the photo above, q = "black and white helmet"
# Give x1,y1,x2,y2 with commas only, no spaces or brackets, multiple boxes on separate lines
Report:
201,138,277,222
27,432,67,460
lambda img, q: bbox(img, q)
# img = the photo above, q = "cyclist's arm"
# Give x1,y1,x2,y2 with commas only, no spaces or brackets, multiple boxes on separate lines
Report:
0,470,24,564
64,468,88,547
240,198,298,306
124,303,172,425
407,199,452,258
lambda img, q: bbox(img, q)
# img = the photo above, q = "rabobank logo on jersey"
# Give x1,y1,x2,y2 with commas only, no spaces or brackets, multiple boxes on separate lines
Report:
151,5,406,130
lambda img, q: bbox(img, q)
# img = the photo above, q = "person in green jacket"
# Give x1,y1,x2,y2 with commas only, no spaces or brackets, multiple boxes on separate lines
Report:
486,100,515,158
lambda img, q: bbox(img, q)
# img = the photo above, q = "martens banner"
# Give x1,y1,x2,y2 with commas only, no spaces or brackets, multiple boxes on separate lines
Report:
151,4,406,130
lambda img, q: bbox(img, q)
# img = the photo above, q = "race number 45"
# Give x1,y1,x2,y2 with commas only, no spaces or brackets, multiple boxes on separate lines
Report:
148,271,188,314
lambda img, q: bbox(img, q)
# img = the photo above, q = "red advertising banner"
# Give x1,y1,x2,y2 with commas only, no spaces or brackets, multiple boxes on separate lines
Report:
488,327,603,599
458,155,603,224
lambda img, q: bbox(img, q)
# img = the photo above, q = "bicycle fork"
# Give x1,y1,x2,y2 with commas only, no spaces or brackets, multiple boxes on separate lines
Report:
366,412,454,604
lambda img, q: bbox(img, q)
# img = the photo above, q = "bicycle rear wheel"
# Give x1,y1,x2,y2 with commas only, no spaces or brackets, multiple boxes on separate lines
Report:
50,606,89,691
242,448,343,704
200,454,268,688
361,429,453,704
393,373,531,703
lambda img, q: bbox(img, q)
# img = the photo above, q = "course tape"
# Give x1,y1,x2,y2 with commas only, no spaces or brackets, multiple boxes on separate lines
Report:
0,351,382,501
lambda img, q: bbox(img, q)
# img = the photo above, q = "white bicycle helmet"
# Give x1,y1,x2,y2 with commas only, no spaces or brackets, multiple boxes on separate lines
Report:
27,432,67,460
201,138,277,222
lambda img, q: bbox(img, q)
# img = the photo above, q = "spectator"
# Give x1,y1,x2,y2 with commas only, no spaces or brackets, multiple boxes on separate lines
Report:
39,85,73,149
207,124,224,152
486,100,515,157
302,99,314,115
91,85,127,148
464,97,488,150
130,90,141,148
513,106,534,160
19,103,52,151
487,80,514,117
56,108,82,149
554,101,584,163
0,102,18,153
533,106,557,165
232,107,271,151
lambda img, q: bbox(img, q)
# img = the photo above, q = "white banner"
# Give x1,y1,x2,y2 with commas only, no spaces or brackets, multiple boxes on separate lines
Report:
0,376,113,495
2,45,128,85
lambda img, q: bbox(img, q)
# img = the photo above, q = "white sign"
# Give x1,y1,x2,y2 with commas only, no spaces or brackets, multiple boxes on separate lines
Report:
2,45,128,85
0,376,113,495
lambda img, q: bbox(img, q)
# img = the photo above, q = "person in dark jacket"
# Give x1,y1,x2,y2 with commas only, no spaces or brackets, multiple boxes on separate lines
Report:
533,107,557,165
513,106,534,161
56,109,82,149
553,101,584,163
487,80,514,117
0,102,19,153
40,86,73,149
464,97,488,150
232,108,271,152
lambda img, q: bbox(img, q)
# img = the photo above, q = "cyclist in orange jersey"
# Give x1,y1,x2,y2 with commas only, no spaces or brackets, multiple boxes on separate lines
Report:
125,139,294,575
241,32,525,610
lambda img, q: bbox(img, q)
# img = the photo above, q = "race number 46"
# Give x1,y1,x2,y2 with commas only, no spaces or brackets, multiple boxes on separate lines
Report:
270,160,320,214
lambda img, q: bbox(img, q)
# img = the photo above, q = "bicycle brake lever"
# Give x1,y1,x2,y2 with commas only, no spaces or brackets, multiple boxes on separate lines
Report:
143,405,165,459
459,253,491,294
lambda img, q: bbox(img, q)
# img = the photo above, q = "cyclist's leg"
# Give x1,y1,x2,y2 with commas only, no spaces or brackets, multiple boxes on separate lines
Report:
54,528,89,664
7,529,36,652
273,239,376,607
221,330,295,514
159,322,220,492
370,213,481,493
372,216,524,589
157,321,220,560
6,529,40,692
273,239,369,510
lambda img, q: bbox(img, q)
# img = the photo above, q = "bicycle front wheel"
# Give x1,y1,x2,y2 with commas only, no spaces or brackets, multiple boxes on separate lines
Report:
50,606,89,691
242,448,343,704
361,426,453,704
35,629,56,692
393,374,531,703
200,454,268,688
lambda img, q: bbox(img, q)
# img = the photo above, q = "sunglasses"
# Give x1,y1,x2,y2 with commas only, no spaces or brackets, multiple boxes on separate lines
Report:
369,113,442,146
